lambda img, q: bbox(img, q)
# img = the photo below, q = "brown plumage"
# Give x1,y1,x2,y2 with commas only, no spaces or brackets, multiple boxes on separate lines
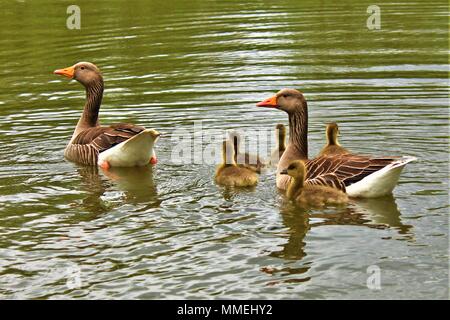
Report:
270,124,286,166
303,154,399,190
215,140,258,187
318,122,349,156
256,88,416,197
229,131,265,173
281,160,348,207
54,62,156,166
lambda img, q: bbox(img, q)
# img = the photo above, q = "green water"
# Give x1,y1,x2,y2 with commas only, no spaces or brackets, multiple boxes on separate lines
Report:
0,0,448,299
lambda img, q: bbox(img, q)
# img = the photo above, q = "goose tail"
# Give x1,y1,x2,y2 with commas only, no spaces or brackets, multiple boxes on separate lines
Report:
346,156,416,198
98,129,160,167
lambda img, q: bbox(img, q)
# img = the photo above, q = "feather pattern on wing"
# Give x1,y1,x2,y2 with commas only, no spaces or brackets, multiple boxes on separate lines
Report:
303,154,401,190
65,123,145,165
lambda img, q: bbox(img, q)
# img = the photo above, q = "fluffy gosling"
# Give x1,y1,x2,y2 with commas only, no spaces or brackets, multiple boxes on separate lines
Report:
318,122,349,156
281,160,348,207
215,140,258,187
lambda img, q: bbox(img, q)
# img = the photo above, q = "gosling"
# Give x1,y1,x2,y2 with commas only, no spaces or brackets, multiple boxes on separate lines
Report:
229,131,265,173
270,123,286,166
280,160,348,207
215,140,258,187
318,122,349,156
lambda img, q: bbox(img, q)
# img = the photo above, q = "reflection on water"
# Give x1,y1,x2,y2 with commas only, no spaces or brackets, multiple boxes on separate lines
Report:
218,185,258,201
75,165,111,217
76,164,160,213
272,204,310,261
102,166,160,206
351,196,413,239
263,195,413,285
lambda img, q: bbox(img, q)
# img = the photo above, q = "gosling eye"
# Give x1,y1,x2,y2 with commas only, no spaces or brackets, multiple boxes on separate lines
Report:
288,165,295,170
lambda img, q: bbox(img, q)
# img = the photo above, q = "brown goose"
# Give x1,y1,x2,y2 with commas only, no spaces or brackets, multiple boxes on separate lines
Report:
281,160,348,207
318,122,349,156
54,62,160,169
269,123,287,166
228,131,265,173
256,88,416,198
215,140,258,187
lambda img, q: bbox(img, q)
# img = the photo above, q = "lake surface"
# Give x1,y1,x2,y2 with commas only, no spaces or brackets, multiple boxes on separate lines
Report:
0,0,448,299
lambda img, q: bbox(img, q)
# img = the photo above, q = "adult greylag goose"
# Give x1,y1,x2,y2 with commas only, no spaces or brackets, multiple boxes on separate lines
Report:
54,62,160,169
215,140,258,187
318,122,349,156
256,88,416,198
269,123,287,166
228,131,265,173
281,160,348,207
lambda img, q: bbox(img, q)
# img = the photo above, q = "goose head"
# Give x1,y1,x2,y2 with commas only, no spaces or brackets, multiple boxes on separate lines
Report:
280,160,306,182
54,62,103,87
256,88,307,114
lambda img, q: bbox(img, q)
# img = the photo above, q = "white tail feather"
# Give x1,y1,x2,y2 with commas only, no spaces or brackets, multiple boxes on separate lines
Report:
98,129,159,167
346,156,416,198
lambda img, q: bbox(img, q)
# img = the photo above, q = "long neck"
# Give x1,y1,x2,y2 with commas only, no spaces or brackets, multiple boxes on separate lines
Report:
327,128,338,146
288,106,308,158
233,135,240,161
286,176,304,199
278,129,286,150
222,142,236,167
78,78,104,129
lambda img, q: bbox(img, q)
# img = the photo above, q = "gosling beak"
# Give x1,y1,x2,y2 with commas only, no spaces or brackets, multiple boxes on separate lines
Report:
54,65,75,79
280,169,288,175
256,95,278,108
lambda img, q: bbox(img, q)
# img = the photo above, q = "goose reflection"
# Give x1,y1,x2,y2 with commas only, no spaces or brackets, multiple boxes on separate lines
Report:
75,165,160,215
348,195,413,238
75,165,111,217
261,203,311,285
100,165,160,206
270,203,310,261
308,195,413,240
261,195,413,283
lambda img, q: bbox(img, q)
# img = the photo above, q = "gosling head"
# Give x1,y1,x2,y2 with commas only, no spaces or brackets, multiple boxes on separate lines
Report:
276,123,285,131
276,123,286,137
326,122,340,145
256,88,307,114
54,61,103,87
280,160,307,182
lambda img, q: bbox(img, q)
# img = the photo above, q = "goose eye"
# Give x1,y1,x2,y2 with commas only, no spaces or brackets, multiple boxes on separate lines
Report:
80,66,85,70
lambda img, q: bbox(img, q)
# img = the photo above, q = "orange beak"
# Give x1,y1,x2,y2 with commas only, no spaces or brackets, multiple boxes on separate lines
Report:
54,65,75,79
256,95,278,108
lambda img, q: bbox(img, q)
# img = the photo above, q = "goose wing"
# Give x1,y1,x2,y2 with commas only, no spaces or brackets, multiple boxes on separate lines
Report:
72,123,146,153
305,154,401,188
305,172,347,192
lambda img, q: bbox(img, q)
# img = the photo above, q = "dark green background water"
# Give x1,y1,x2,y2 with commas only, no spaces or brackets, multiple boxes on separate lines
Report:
0,0,448,299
